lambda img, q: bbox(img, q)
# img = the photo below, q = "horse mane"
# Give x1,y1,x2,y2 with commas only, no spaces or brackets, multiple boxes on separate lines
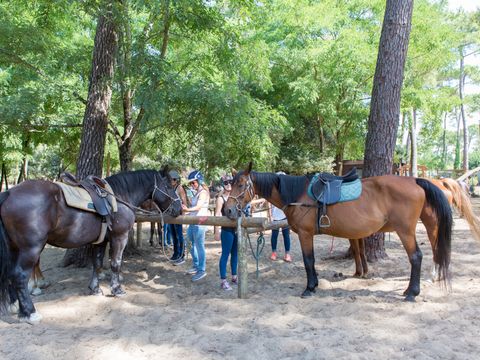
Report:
105,170,164,194
252,171,308,206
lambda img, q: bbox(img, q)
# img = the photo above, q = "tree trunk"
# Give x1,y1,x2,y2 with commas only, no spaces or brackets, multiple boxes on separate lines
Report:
63,2,118,268
1,163,8,191
454,107,461,170
410,108,418,177
459,47,469,172
441,112,447,169
362,0,414,261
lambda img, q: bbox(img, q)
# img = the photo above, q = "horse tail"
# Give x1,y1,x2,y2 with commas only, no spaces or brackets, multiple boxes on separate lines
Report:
416,178,452,287
442,179,480,242
0,191,13,313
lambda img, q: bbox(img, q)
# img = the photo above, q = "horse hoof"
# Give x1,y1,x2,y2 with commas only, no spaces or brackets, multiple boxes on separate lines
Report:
98,272,107,281
31,287,42,296
38,279,51,289
301,289,315,298
404,295,416,302
111,287,126,297
8,301,19,315
90,287,104,296
20,312,43,324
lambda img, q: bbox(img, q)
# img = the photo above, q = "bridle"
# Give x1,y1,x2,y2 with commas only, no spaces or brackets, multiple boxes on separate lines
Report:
152,174,181,215
228,174,255,213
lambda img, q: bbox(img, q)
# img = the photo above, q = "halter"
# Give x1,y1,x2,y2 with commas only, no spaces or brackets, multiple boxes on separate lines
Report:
229,174,255,213
152,174,181,215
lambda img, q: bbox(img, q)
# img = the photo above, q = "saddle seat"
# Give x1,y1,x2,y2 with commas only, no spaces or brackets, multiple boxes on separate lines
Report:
307,168,362,229
57,172,117,244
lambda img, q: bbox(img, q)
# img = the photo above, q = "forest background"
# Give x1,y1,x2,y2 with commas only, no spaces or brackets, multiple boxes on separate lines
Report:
1,0,479,187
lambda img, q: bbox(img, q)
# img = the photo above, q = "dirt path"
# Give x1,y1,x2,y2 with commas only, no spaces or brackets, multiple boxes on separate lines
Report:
1,199,480,359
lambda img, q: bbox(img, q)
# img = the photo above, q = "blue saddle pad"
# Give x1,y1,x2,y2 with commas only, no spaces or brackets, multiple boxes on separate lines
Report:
308,177,362,204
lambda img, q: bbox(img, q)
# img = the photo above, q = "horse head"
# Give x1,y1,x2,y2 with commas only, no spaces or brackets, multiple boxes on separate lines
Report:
153,168,182,217
225,162,255,219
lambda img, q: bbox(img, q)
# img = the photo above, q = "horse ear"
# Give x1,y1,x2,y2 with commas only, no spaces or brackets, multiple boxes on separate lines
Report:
246,162,253,174
231,168,237,176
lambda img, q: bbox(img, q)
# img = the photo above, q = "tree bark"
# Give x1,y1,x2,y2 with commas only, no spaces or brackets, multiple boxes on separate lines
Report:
63,2,118,268
410,108,418,177
362,0,414,261
459,47,469,172
441,112,447,169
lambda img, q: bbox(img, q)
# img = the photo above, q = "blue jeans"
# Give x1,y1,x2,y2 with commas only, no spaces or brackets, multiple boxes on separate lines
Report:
187,224,207,272
219,228,238,279
271,227,291,252
163,224,171,246
169,224,185,259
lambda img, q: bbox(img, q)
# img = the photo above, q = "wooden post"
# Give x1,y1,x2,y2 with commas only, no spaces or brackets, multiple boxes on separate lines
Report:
136,222,142,248
237,216,248,298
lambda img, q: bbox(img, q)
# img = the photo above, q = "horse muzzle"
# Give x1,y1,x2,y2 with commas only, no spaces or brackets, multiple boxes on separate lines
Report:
225,206,241,220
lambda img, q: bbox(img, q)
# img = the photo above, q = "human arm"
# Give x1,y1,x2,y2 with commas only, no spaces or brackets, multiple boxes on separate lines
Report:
214,196,224,241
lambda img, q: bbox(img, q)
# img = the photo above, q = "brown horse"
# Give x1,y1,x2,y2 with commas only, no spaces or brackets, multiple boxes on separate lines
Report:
225,163,452,301
0,169,182,323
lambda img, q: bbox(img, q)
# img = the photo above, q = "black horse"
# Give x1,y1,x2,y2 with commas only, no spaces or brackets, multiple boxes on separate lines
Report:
0,169,182,323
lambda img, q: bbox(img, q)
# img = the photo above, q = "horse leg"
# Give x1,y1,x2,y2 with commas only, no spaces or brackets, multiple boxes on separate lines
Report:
349,239,363,277
11,251,42,323
359,238,368,277
109,234,128,296
299,232,318,298
398,231,423,302
149,222,155,246
88,244,106,295
420,205,440,282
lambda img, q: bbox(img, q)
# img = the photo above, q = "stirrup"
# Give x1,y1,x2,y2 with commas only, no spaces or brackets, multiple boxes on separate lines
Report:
319,214,331,228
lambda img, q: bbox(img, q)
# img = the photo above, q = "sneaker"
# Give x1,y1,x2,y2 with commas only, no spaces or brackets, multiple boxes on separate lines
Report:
231,276,238,285
270,252,277,261
192,271,207,282
170,255,179,262
173,257,185,266
221,279,232,291
186,267,197,275
283,253,292,262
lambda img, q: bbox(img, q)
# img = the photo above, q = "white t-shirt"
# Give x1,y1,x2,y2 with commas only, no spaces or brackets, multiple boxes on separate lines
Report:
271,204,286,221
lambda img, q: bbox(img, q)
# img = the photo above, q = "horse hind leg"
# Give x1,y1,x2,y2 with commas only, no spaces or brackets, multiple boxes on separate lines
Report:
349,239,368,277
109,233,129,296
11,252,43,323
420,205,441,283
359,238,368,277
89,243,107,296
398,231,423,302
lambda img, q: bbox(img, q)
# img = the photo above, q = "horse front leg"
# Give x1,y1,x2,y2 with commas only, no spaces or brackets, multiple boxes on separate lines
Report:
88,243,106,295
109,233,128,296
299,232,317,298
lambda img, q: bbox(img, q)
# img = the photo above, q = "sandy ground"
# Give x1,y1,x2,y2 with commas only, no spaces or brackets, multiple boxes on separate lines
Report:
1,199,480,360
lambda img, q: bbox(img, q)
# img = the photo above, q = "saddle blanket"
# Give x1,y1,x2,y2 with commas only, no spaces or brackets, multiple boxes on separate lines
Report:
55,182,118,213
307,178,362,204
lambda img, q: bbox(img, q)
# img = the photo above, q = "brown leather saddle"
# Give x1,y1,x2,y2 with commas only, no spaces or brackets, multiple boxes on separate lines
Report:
59,172,115,230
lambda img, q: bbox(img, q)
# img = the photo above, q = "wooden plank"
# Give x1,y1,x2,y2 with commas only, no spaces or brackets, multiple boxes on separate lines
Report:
135,214,267,229
457,166,480,182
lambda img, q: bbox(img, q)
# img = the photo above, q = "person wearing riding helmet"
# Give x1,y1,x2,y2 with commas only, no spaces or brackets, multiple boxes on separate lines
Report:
182,170,210,281
214,174,238,291
168,170,188,265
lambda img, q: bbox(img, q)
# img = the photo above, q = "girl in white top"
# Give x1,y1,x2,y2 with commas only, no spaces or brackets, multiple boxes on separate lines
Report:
182,170,210,281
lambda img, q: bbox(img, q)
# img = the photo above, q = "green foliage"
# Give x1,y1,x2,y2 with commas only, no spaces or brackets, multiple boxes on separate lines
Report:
1,0,480,181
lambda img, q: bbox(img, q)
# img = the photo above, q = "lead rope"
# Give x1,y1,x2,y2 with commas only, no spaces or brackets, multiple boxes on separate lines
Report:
247,231,266,279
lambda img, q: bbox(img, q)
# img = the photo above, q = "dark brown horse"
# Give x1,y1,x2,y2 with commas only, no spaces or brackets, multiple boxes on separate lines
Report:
0,169,182,323
225,163,452,301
